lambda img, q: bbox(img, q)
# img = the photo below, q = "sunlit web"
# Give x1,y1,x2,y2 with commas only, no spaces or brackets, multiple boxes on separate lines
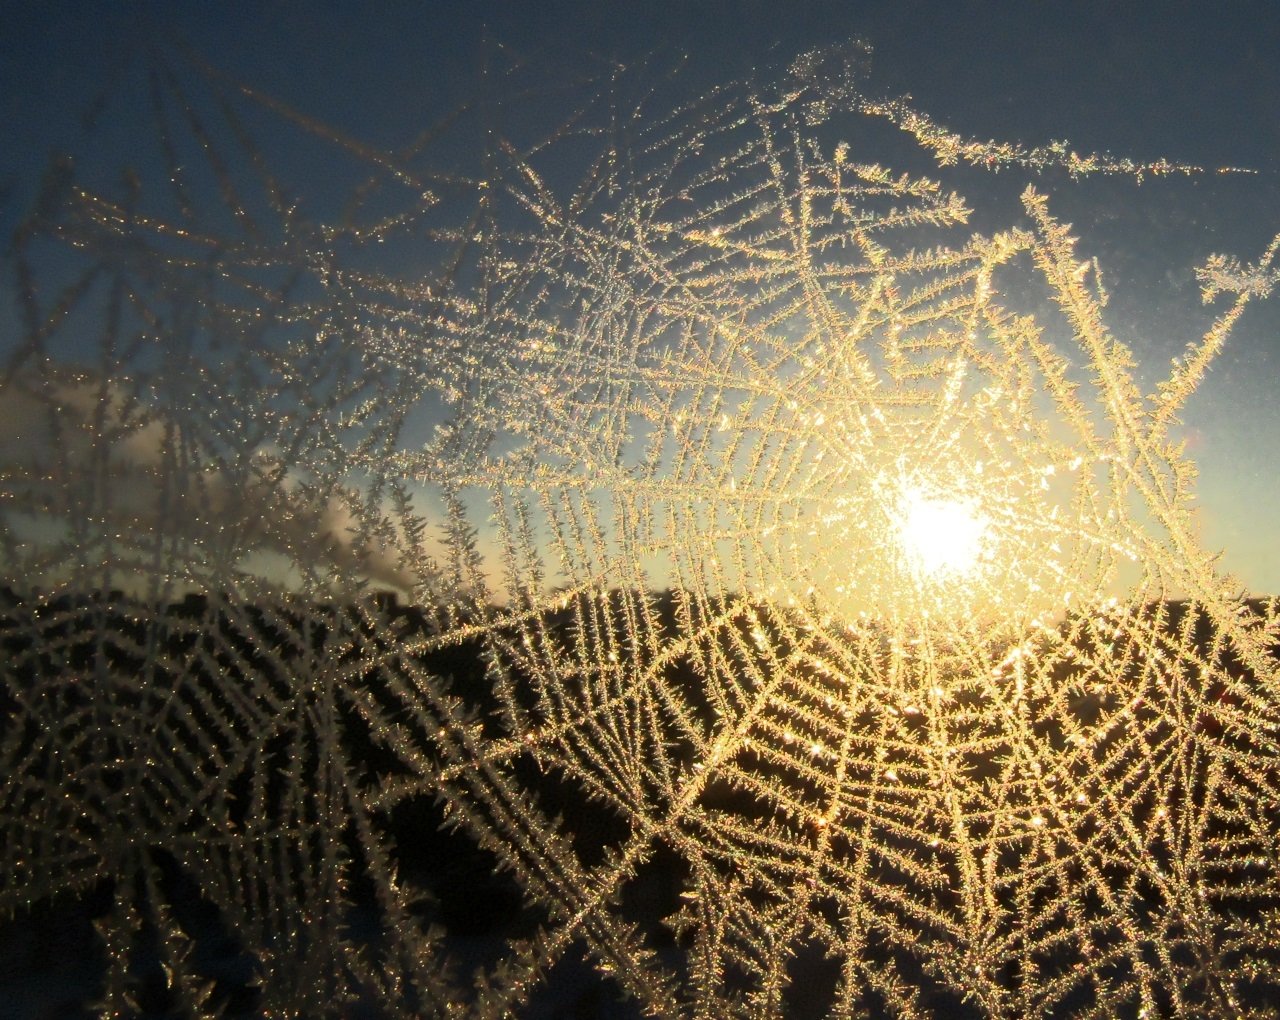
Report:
2,37,1278,1020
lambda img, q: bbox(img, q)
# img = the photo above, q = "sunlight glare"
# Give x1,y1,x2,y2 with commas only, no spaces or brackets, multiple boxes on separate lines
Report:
895,485,990,581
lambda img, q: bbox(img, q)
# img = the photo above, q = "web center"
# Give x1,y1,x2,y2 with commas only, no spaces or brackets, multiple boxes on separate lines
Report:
893,485,991,582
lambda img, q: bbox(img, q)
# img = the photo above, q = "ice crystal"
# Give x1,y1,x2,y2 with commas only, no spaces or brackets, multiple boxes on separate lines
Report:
2,41,1278,1019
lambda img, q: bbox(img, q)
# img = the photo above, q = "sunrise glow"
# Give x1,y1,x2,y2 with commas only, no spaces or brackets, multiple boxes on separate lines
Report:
893,484,991,582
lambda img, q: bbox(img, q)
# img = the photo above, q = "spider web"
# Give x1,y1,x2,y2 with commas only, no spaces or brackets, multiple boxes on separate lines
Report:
2,40,1279,1019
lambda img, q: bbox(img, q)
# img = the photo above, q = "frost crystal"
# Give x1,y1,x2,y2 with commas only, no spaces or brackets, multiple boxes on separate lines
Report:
2,42,1278,1018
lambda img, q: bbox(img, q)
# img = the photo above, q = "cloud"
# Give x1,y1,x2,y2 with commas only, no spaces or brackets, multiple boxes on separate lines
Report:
0,363,416,595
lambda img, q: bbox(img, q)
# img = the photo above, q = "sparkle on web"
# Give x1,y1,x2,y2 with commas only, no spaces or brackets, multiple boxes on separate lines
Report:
2,39,1278,1019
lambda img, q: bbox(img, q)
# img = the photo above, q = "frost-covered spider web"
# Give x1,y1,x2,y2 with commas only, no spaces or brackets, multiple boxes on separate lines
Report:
2,40,1279,1018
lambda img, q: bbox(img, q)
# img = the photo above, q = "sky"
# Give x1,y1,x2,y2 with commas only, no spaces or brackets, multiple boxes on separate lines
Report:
2,0,1279,596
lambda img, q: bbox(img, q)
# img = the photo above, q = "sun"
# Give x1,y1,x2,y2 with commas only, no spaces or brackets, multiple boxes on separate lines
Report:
893,483,991,582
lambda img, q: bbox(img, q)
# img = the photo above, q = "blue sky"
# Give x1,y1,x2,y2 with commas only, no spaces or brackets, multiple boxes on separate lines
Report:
3,0,1278,594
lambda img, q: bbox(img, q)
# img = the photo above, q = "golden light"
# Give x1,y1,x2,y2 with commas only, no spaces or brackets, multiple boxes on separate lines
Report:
893,483,991,582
